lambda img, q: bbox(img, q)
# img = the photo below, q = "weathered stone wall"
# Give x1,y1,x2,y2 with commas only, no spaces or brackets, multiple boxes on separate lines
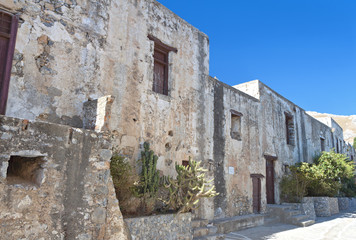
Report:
235,80,342,204
0,115,128,239
124,213,192,240
312,197,341,217
338,197,350,211
1,0,354,225
2,0,210,180
212,78,263,218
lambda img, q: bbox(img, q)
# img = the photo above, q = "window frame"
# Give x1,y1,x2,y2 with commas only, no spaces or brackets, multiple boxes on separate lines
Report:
285,112,295,145
230,109,243,141
148,35,177,96
0,10,18,115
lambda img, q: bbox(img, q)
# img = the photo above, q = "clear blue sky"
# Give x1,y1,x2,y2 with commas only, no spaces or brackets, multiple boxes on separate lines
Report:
157,0,356,115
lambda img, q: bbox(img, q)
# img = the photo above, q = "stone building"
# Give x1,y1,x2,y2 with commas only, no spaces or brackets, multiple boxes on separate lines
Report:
0,0,355,238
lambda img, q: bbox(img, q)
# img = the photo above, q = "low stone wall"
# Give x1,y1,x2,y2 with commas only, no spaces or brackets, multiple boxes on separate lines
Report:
338,197,350,210
313,197,332,217
349,198,356,207
329,198,339,215
301,197,316,220
124,213,192,240
0,115,128,239
287,197,316,220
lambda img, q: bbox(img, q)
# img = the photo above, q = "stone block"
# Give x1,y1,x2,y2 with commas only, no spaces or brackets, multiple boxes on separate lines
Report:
313,197,331,217
329,197,339,215
338,197,349,211
124,213,192,240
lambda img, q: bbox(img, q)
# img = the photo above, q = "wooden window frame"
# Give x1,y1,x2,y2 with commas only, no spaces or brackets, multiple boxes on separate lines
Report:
148,35,177,96
230,110,243,141
0,10,18,115
285,112,295,145
320,137,325,152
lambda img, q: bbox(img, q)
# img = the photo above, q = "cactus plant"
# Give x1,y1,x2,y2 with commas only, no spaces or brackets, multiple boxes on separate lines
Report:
137,142,160,198
164,157,218,213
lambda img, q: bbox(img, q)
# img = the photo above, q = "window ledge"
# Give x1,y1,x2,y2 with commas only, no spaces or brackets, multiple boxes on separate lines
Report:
148,89,172,102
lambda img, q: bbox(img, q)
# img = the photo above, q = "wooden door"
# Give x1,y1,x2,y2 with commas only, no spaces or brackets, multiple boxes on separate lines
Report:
266,159,275,204
252,177,261,213
0,10,18,115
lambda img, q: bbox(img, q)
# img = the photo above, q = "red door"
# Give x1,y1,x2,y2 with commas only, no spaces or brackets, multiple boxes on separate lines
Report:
252,177,261,213
266,159,275,204
0,11,18,115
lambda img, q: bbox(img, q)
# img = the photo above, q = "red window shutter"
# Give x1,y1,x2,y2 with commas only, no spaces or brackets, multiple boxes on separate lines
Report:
0,11,18,115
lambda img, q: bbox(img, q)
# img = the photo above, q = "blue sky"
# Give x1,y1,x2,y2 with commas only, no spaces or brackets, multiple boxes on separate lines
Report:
157,0,356,115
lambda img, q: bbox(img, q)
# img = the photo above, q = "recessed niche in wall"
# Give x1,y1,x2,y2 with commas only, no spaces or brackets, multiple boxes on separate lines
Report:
6,156,45,187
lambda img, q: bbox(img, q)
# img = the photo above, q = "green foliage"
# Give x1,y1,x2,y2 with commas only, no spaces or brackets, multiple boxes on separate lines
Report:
110,153,140,215
353,137,356,149
280,164,309,203
163,158,218,213
137,142,160,198
280,150,356,201
340,177,356,197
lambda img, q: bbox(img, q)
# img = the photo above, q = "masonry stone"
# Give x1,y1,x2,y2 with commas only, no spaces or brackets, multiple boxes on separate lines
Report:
0,0,355,238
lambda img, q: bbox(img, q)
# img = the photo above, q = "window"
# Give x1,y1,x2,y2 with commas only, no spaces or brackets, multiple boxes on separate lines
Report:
230,110,242,140
148,35,177,96
336,138,339,153
6,156,45,187
0,10,18,115
285,112,295,145
320,137,325,152
182,160,189,167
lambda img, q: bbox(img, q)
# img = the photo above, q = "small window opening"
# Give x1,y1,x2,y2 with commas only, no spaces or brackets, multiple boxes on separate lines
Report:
182,160,189,167
320,137,325,152
285,113,295,145
6,156,45,187
231,110,242,141
336,138,339,153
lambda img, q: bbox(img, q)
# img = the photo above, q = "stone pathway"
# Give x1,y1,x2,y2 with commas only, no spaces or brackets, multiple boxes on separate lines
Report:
224,207,356,240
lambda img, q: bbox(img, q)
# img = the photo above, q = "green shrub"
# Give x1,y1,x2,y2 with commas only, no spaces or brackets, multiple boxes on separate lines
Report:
163,158,218,213
280,164,309,202
281,150,355,200
110,153,140,215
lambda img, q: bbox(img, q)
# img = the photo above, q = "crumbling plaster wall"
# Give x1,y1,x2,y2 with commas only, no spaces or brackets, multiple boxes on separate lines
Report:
3,0,111,127
235,80,342,204
211,78,263,218
106,0,211,177
3,0,211,178
0,115,128,239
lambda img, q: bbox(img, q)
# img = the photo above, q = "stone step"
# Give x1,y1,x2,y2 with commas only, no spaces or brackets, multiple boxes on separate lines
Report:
291,214,308,222
193,233,225,240
211,214,264,234
297,219,315,227
285,209,301,216
264,216,280,226
192,219,209,228
193,226,218,238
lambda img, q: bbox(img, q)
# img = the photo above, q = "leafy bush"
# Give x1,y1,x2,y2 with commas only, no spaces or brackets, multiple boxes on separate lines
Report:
163,158,218,213
280,150,355,201
280,164,309,202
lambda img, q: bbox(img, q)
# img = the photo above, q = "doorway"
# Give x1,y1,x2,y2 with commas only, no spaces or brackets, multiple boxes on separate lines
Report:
265,156,276,204
251,174,263,213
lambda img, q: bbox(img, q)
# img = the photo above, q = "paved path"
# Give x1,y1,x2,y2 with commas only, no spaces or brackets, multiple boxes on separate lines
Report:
224,208,356,240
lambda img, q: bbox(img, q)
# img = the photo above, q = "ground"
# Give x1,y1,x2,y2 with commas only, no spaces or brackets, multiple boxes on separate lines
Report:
225,207,356,240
